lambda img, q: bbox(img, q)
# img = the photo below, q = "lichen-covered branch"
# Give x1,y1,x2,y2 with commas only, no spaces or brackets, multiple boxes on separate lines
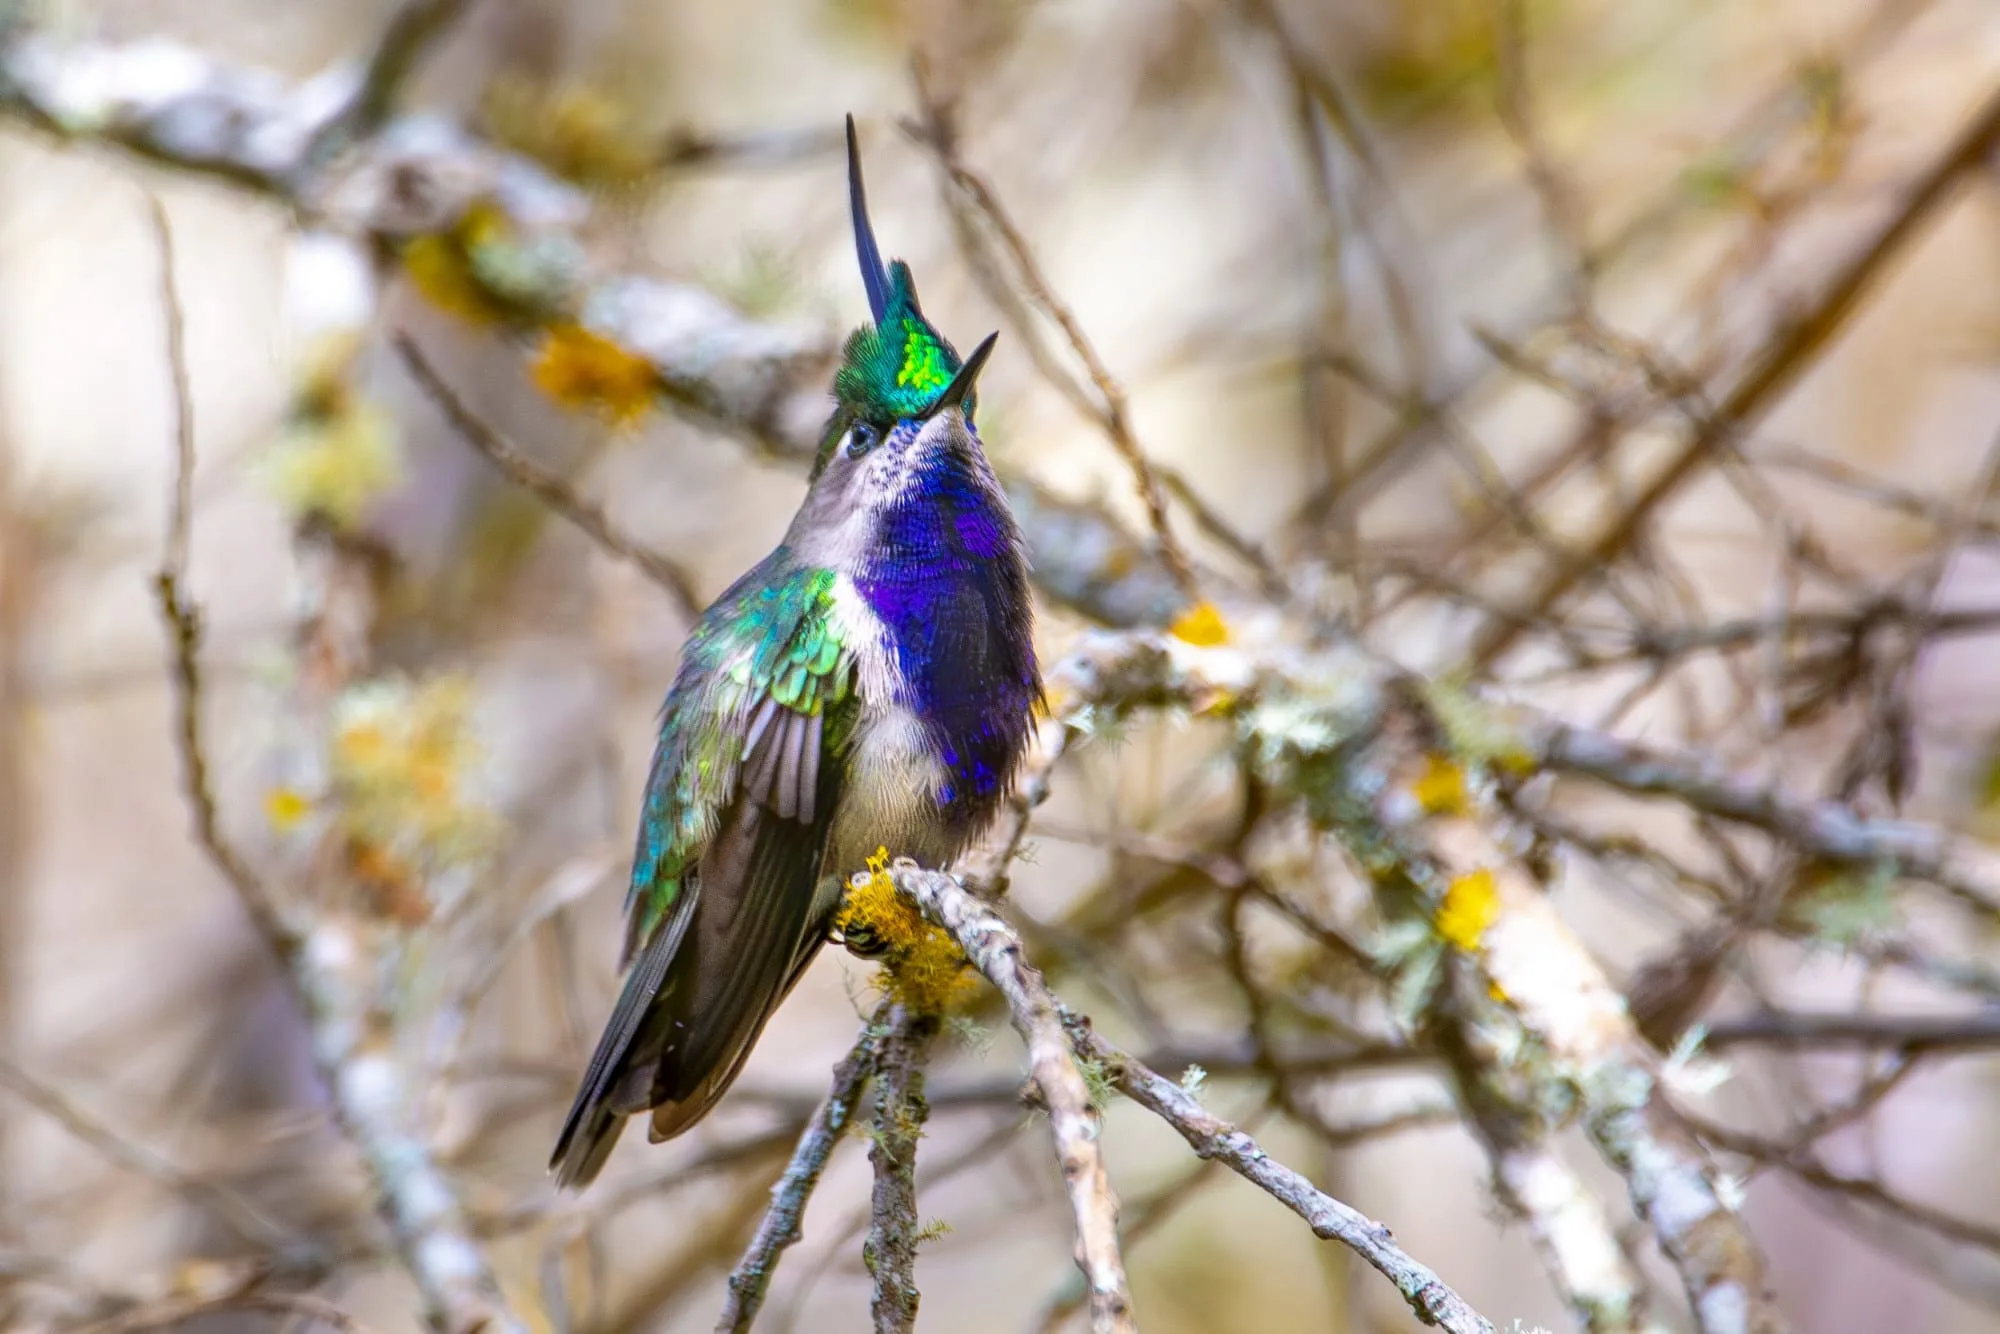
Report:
1024,628,1785,1330
0,23,1180,629
864,1009,937,1334
885,866,1137,1334
148,198,524,1334
1063,1021,1495,1334
1326,744,1787,1333
1485,1140,1647,1332
715,1024,882,1333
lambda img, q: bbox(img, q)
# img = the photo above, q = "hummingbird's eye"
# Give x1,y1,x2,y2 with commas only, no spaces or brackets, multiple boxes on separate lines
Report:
846,422,881,459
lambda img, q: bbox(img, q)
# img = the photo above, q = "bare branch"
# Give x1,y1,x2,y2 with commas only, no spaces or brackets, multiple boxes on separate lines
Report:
1468,79,2000,668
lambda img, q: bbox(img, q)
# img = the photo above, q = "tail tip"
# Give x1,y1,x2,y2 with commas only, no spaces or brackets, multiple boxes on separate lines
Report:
549,1106,627,1191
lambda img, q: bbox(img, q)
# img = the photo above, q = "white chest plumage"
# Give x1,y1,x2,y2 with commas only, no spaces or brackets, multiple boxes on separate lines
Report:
821,574,964,874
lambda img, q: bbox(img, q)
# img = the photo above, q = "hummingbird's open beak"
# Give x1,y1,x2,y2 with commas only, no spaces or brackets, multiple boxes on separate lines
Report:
928,331,998,417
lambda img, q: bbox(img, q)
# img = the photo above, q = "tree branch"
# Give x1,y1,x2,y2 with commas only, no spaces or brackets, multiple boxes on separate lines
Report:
864,1009,936,1334
715,1023,883,1333
885,866,1137,1334
146,196,524,1334
1066,1020,1496,1334
0,24,1179,629
393,330,704,620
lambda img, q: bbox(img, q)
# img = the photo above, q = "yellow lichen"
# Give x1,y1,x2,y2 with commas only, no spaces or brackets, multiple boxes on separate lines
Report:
291,331,364,422
835,848,978,1014
1435,867,1500,952
1169,600,1230,647
481,77,657,191
530,322,658,426
261,403,403,530
331,676,497,876
1411,754,1469,816
401,199,520,326
263,786,312,832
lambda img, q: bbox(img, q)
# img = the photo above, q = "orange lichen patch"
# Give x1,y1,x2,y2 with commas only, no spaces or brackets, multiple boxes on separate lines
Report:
1169,600,1230,647
1435,867,1500,952
1411,754,1469,817
401,199,518,326
347,838,431,927
835,848,978,1014
332,676,496,872
530,322,658,426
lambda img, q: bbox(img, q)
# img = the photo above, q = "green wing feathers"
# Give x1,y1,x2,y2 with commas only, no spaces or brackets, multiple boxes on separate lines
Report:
621,563,851,962
551,559,856,1187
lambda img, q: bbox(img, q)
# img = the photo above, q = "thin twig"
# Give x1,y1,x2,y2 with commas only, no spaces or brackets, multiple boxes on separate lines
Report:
905,71,1201,607
394,331,703,620
1067,1022,1494,1334
304,0,477,165
146,194,299,967
1533,717,2000,918
1468,79,2000,668
0,1056,305,1259
715,1023,884,1333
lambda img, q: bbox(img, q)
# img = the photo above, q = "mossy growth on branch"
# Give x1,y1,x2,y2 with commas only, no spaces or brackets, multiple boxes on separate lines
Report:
835,849,979,1015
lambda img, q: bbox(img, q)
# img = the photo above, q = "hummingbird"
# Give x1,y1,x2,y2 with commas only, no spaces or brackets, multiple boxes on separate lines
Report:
550,115,1042,1187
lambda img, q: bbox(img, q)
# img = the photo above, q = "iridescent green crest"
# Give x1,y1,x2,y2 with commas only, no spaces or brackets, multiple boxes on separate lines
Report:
813,118,972,475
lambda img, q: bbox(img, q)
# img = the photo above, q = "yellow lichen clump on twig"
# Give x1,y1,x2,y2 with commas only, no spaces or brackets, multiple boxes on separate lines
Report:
1435,867,1500,953
260,332,403,529
1168,600,1229,646
324,675,498,921
531,322,658,426
401,199,522,327
836,849,979,1014
1411,753,1470,816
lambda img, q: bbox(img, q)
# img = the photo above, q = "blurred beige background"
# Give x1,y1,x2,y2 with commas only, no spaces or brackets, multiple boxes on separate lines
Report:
8,1,2000,1331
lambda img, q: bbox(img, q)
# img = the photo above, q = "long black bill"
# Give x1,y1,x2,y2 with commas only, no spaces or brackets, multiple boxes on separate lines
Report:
928,331,999,417
845,114,891,325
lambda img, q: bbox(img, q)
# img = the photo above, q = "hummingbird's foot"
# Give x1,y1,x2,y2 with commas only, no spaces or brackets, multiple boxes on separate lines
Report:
833,919,893,958
831,848,978,1012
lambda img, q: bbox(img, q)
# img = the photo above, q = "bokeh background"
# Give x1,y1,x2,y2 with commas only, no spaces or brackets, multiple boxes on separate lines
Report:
7,0,2000,1331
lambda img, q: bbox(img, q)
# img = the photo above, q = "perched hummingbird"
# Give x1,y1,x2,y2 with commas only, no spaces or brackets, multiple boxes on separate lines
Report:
550,116,1042,1187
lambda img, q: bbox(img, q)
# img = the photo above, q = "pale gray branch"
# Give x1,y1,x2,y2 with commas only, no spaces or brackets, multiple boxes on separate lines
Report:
1065,1020,1496,1334
884,866,1136,1334
0,24,1178,629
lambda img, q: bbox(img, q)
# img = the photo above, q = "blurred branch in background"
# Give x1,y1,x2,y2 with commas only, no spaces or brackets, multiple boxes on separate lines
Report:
149,194,526,1334
0,19,1186,630
5,0,2000,1332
